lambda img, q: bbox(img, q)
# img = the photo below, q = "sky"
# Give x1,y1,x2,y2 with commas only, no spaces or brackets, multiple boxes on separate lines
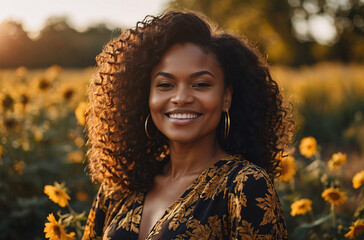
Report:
0,0,339,44
0,0,170,35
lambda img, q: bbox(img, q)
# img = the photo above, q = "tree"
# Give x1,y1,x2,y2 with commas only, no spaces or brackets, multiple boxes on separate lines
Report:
169,0,364,64
0,21,32,67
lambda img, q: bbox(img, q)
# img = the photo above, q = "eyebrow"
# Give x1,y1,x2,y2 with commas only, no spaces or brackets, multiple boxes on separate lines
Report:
153,70,215,80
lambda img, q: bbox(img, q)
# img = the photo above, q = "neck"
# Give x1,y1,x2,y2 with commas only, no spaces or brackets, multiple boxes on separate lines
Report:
165,135,228,180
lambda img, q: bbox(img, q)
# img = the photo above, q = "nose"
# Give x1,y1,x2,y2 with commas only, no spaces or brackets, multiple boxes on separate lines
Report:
171,85,194,105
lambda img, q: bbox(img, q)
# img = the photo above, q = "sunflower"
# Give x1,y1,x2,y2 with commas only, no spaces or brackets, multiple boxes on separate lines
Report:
2,94,14,110
44,182,71,207
15,66,27,78
345,219,364,239
67,151,83,163
75,102,88,126
290,199,312,216
62,88,74,101
37,77,51,91
44,213,75,240
46,65,62,80
321,187,347,206
299,137,317,158
277,153,296,182
327,152,347,171
352,170,364,189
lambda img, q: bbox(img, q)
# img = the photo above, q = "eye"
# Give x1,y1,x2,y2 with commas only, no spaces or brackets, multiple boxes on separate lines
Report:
156,82,173,88
193,82,211,87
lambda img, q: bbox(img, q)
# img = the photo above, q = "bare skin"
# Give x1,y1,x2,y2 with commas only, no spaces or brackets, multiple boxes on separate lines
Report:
138,138,228,240
138,43,232,240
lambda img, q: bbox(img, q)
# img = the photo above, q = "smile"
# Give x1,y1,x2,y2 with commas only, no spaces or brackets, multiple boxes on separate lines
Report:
168,113,200,119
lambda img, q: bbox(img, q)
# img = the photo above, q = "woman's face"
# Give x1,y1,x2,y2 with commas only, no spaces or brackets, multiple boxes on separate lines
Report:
149,43,232,144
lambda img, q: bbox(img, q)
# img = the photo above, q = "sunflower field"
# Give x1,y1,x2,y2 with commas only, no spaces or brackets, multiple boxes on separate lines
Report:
1,63,364,239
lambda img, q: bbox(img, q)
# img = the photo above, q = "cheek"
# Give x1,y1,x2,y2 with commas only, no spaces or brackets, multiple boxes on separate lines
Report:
203,92,225,113
149,91,166,114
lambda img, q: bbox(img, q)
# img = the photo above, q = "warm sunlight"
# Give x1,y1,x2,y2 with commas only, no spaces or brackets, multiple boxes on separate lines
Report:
0,0,169,35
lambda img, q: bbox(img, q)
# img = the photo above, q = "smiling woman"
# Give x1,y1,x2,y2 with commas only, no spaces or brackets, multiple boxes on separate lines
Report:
149,43,230,144
83,10,294,240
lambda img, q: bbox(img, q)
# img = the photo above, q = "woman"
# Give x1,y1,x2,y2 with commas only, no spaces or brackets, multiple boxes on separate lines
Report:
83,10,293,240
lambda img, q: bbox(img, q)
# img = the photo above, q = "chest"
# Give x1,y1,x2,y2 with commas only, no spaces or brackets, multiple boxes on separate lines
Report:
138,175,198,240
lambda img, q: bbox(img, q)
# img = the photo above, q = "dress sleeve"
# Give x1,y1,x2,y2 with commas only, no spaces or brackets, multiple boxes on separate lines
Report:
82,184,110,240
227,166,288,239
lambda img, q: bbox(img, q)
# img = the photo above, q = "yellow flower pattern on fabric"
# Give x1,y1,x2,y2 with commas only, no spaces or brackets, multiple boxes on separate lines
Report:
82,155,287,240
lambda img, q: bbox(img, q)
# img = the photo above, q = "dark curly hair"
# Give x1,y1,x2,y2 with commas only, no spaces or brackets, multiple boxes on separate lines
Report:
86,10,294,192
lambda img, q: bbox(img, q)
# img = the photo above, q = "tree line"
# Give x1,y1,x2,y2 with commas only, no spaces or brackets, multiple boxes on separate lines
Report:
0,17,119,68
0,0,363,68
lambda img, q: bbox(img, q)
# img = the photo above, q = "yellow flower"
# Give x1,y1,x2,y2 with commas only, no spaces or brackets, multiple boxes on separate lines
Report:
277,153,296,182
44,182,71,207
299,137,317,158
352,170,364,189
2,94,14,110
327,152,347,171
13,160,25,175
75,102,88,126
15,66,27,78
321,187,347,206
290,199,312,216
345,219,364,239
62,88,74,101
20,93,30,106
67,150,83,163
32,127,44,142
74,137,84,147
46,64,62,79
44,213,75,240
37,77,51,91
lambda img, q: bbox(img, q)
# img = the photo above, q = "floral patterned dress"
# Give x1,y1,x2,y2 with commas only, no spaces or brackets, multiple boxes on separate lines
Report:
82,155,288,240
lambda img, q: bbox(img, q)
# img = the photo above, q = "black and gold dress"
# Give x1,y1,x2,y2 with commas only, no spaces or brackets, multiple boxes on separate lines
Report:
82,155,288,240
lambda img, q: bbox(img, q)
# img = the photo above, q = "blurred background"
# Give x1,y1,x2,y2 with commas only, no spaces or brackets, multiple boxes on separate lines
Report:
1,0,363,239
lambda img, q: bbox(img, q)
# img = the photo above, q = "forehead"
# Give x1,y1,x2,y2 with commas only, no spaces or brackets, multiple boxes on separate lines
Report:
152,43,221,75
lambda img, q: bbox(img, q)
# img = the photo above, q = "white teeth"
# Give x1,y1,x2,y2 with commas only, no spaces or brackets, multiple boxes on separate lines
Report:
169,113,198,119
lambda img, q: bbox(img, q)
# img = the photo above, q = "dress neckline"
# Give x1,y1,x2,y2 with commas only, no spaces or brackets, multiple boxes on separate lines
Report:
136,154,241,239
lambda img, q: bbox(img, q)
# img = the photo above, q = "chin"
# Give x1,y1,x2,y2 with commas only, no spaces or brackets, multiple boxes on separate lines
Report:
166,135,197,144
164,131,213,145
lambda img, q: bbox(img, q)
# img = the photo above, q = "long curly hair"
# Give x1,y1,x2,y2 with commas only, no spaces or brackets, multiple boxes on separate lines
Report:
86,10,294,192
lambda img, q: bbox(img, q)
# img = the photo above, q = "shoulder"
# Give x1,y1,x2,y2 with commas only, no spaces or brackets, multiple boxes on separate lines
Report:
226,156,273,189
224,156,278,205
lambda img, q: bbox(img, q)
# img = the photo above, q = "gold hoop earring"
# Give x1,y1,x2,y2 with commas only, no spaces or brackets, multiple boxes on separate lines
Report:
145,114,153,139
224,109,230,140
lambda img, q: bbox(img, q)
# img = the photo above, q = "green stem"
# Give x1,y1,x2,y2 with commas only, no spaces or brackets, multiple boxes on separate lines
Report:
290,178,295,193
66,204,84,238
67,204,76,215
308,211,314,222
330,204,336,227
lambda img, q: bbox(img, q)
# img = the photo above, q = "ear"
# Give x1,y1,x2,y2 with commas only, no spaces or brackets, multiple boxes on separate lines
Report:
223,85,233,111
